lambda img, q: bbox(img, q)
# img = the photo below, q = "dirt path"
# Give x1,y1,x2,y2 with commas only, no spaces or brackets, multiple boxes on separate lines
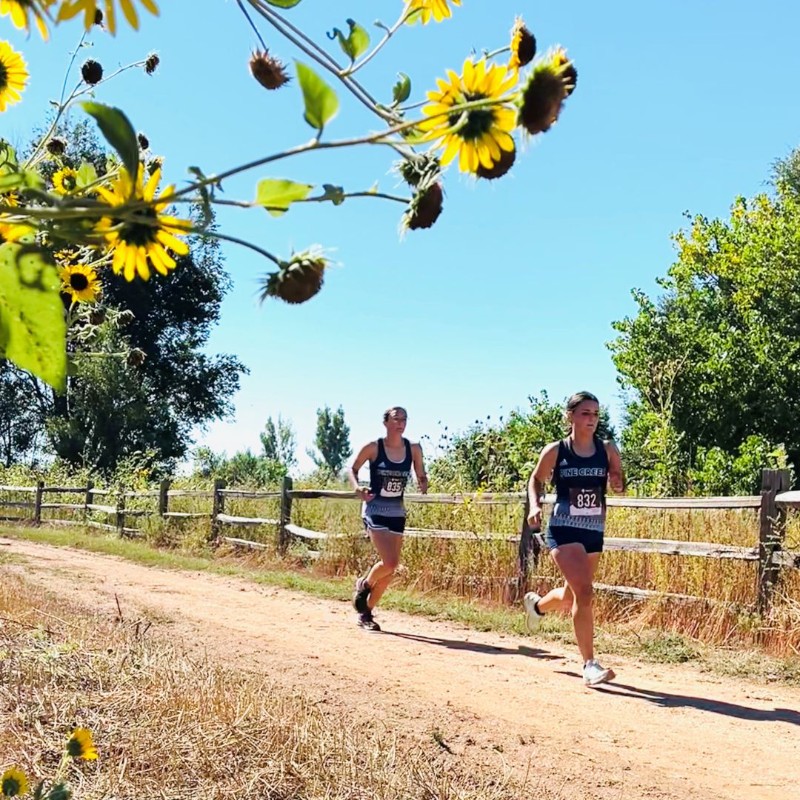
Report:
3,537,799,800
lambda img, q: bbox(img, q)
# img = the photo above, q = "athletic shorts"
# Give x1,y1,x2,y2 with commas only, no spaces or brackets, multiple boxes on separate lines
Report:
363,514,406,534
544,524,604,554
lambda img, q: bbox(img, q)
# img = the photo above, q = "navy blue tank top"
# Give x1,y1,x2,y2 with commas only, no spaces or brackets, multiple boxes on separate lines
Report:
365,438,413,517
550,437,609,532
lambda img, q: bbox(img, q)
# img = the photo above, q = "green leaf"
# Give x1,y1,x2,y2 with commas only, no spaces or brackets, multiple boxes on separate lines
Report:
0,243,67,391
81,102,139,179
321,184,345,205
264,0,301,6
295,62,339,133
255,178,314,217
76,162,98,189
392,72,412,104
329,19,370,62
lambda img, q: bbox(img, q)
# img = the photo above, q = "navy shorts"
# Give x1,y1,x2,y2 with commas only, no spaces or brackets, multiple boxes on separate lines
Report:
363,514,406,534
544,525,604,554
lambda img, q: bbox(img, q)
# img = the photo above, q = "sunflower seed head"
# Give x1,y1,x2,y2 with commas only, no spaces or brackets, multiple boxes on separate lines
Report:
475,145,516,181
510,18,536,69
263,252,327,304
403,181,444,231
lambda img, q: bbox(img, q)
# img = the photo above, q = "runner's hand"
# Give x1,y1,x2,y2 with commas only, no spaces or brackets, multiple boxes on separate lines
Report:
355,487,375,502
527,505,542,530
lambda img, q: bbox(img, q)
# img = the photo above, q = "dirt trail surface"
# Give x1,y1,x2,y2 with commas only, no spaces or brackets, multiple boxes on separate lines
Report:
3,538,799,800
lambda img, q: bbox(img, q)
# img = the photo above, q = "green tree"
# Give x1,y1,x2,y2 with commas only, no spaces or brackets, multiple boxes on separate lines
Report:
259,415,297,471
610,150,800,490
429,392,616,491
308,405,351,477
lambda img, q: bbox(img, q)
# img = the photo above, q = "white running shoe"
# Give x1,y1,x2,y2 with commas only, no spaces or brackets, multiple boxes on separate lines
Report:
523,591,544,633
583,659,615,687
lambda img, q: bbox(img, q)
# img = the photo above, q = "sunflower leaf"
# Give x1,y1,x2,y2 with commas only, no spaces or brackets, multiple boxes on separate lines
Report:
328,19,370,62
81,102,139,179
0,243,66,392
295,62,339,134
76,162,98,189
392,72,412,104
264,0,302,6
255,178,314,217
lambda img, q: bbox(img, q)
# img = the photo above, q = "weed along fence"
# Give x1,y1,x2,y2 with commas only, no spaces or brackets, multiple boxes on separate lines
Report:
1,470,799,614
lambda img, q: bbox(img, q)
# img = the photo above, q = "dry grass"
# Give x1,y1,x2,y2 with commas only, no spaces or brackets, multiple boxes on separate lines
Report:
0,571,535,800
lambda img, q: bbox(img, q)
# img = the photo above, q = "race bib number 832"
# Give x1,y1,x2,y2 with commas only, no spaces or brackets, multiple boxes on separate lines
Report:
569,487,602,516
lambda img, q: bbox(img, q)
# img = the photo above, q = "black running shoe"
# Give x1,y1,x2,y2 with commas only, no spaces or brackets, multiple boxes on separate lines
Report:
353,577,371,614
357,612,381,632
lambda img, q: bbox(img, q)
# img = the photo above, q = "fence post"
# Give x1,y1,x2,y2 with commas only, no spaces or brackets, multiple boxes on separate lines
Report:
757,468,790,615
83,480,94,525
516,492,540,602
158,479,171,517
210,479,225,540
115,491,126,537
279,475,293,554
33,480,44,526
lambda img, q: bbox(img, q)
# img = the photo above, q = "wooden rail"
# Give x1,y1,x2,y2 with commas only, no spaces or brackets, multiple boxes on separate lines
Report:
0,469,797,613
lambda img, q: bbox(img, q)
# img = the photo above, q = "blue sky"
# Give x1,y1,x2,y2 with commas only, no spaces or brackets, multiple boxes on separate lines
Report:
4,0,800,472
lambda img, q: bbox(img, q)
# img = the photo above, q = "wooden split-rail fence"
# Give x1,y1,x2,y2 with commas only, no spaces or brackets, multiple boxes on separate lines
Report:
1,469,798,613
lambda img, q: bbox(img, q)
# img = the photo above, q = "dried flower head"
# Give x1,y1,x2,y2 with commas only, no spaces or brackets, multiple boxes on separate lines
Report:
46,137,66,156
144,52,160,75
261,248,328,304
249,49,290,91
81,59,103,85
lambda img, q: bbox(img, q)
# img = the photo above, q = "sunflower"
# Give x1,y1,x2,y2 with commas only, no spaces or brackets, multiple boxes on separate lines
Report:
1,767,29,797
0,0,54,39
56,0,159,35
52,166,79,195
404,0,460,25
419,58,518,175
59,262,100,303
66,727,98,760
0,41,28,113
96,165,190,281
0,218,33,243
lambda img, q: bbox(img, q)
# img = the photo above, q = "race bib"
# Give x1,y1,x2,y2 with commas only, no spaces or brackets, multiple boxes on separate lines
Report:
569,487,602,516
380,475,407,498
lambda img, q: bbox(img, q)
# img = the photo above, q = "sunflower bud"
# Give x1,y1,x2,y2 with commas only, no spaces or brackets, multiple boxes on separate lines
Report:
46,138,66,157
145,53,160,75
81,59,103,85
262,250,328,304
249,49,290,91
89,309,106,326
475,145,516,181
510,18,536,70
137,133,150,150
403,181,444,231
